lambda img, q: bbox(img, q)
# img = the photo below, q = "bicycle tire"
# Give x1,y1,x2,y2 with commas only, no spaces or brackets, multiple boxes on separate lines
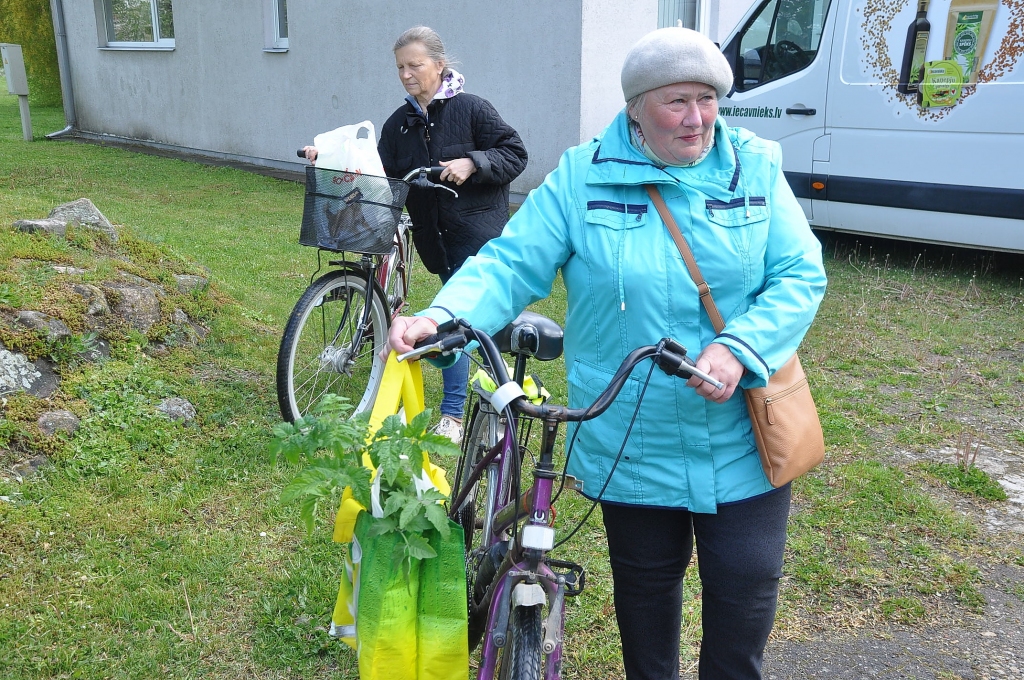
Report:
383,217,414,317
276,265,389,422
498,604,543,680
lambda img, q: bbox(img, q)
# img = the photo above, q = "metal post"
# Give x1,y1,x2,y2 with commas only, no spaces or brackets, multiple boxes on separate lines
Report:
18,95,33,140
1,43,32,141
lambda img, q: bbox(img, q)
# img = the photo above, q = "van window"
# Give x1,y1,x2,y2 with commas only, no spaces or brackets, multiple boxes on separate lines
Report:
735,0,832,90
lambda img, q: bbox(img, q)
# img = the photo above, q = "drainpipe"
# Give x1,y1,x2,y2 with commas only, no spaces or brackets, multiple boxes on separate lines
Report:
46,0,77,139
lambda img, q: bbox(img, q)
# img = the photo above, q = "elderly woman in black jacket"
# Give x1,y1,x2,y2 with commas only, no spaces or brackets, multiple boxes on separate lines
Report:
308,26,527,441
382,26,527,442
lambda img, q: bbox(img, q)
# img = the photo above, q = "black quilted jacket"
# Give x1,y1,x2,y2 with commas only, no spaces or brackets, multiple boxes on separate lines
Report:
378,93,528,278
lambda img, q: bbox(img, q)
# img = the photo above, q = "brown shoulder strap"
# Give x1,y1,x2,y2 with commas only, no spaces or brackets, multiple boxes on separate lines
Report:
645,185,726,333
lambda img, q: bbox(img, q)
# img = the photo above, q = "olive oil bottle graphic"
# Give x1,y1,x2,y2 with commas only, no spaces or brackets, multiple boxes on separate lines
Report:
898,0,931,94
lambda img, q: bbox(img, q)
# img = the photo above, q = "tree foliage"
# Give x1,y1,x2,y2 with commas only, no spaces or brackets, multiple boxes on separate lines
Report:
0,0,62,106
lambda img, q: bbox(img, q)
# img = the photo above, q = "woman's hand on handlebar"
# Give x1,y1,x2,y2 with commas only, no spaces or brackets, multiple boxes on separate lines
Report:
688,343,744,404
382,316,440,360
302,145,318,165
439,158,476,186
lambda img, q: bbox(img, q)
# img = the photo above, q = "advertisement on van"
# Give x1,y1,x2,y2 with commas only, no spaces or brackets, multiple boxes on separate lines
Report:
719,0,1023,252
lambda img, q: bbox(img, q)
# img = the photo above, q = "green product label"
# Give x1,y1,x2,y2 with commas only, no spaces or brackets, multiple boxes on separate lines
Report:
909,31,930,86
950,11,983,81
918,59,964,108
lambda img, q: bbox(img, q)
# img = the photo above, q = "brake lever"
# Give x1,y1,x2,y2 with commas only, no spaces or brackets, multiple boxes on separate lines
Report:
412,172,459,198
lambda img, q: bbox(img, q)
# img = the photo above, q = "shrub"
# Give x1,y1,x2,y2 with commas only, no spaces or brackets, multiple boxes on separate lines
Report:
0,0,62,107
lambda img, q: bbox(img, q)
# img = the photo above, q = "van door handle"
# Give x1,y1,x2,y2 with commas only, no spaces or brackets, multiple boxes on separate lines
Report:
785,107,817,116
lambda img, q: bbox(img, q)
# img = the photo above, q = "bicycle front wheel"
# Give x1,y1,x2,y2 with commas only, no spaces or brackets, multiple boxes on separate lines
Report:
499,605,543,680
276,266,388,422
455,401,506,553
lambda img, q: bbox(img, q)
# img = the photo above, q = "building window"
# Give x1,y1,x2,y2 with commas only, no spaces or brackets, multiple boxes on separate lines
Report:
659,0,697,29
265,0,288,51
101,0,175,48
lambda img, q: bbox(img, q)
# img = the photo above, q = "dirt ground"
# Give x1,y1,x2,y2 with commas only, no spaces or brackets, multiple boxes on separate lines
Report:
761,444,1023,679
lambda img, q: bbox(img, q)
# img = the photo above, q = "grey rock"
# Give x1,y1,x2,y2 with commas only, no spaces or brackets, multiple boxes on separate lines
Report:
0,350,42,395
174,274,208,294
48,198,118,241
37,410,80,437
25,358,58,398
145,342,170,358
52,265,88,275
167,309,209,345
11,455,48,481
72,284,111,316
157,397,196,422
102,282,162,332
14,218,70,237
15,311,72,341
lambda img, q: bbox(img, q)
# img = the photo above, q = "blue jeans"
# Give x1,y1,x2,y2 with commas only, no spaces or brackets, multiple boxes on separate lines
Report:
437,265,470,419
440,352,469,419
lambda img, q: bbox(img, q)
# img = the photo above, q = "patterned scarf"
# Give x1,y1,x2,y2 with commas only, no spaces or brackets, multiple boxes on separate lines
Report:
406,69,466,120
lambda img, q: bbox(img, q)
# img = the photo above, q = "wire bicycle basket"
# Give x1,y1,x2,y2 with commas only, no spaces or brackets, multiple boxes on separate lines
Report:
299,166,411,254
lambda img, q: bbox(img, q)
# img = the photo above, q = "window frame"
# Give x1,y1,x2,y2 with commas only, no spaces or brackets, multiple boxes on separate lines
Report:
264,0,289,52
731,0,832,92
98,0,175,50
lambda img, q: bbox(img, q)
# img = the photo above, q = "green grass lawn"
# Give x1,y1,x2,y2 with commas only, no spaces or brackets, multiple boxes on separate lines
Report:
2,87,1023,679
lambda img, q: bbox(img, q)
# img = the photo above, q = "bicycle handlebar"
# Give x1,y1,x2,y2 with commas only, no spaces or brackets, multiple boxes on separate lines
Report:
398,319,723,423
294,154,457,197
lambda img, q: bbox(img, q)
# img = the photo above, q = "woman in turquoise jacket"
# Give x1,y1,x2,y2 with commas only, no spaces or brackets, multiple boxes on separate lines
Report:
389,27,826,680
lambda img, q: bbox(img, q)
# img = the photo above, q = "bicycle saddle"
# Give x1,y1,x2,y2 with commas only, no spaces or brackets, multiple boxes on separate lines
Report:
491,310,564,361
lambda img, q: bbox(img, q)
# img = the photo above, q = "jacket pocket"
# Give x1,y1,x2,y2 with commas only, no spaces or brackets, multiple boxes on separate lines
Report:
705,197,768,227
567,358,644,461
441,143,474,161
584,201,648,230
459,204,501,217
567,358,641,404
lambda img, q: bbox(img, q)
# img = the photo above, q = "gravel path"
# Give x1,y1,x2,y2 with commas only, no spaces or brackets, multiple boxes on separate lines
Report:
681,443,1024,680
760,562,1024,679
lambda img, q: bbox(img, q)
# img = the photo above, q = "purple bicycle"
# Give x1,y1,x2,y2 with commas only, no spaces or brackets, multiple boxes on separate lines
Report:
399,313,722,680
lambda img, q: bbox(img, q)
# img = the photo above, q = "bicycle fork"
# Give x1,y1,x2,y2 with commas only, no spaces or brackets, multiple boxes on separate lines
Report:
477,421,581,680
320,257,378,374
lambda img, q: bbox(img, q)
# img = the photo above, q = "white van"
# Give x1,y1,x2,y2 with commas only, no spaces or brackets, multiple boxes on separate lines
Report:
718,0,1023,252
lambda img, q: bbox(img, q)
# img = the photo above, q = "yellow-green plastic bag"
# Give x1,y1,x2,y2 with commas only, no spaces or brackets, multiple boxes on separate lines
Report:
329,351,469,680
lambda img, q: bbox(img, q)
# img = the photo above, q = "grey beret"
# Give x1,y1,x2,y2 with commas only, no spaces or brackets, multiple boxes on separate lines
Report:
621,27,734,101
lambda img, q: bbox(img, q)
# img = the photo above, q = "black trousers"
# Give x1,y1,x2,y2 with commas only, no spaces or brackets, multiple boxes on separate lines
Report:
601,485,791,680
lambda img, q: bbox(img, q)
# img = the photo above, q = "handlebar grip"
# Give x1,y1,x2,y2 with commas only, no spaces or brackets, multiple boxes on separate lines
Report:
428,166,445,181
654,338,724,389
413,332,443,349
397,329,468,362
296,149,306,158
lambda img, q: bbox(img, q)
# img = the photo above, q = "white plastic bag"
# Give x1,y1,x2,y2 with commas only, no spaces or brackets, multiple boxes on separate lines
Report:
313,121,387,176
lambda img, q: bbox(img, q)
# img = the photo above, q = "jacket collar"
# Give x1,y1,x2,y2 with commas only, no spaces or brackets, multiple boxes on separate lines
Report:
587,110,742,201
404,96,448,127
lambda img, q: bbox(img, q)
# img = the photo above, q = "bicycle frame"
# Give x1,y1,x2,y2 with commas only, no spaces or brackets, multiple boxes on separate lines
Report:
478,430,569,680
452,356,576,680
413,322,710,680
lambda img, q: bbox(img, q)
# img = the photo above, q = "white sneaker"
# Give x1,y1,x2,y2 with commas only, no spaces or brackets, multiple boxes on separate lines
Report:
433,416,464,445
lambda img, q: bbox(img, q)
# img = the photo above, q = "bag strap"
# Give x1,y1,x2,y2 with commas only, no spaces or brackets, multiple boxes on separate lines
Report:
644,185,726,333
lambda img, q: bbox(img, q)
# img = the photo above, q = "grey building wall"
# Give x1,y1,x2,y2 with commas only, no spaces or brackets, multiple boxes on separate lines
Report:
57,1,660,195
